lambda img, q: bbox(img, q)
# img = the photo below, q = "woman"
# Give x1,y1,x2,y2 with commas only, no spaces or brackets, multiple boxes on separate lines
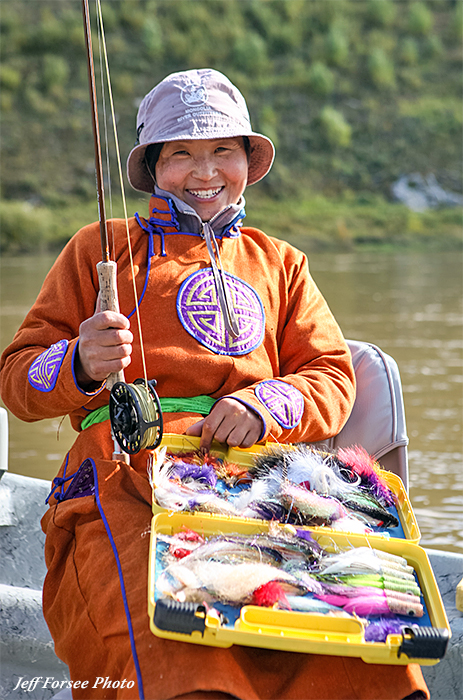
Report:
0,69,428,699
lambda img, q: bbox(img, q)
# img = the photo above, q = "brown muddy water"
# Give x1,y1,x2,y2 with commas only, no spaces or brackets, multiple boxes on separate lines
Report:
1,250,462,553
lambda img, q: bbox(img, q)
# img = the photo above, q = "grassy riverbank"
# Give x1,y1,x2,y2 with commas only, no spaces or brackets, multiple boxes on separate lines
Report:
1,193,461,255
245,189,463,251
1,1,461,256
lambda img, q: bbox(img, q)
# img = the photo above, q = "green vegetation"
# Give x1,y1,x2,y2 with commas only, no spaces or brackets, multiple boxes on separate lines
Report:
1,0,461,252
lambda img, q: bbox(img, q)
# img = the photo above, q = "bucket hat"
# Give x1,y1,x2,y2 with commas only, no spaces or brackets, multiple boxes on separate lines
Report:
127,68,275,193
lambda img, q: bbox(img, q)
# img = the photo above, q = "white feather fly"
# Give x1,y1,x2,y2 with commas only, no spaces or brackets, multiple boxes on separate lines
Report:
158,559,299,605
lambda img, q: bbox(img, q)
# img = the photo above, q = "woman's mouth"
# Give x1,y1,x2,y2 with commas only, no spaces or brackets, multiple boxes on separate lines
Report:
187,187,224,200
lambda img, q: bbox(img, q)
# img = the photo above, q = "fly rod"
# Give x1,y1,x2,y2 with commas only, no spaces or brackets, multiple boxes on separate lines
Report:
81,0,163,459
82,0,124,389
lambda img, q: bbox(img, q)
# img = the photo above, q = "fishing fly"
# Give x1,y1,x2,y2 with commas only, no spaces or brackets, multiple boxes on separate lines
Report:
149,443,400,534
154,526,425,644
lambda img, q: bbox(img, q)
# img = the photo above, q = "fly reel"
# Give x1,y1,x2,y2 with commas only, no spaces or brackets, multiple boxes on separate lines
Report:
109,378,163,455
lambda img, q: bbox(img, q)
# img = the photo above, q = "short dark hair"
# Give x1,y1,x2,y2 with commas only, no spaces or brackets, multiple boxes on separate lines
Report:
144,143,164,181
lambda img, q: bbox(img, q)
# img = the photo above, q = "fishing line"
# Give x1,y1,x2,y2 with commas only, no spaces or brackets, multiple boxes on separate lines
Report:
95,1,115,254
94,0,163,453
95,0,148,385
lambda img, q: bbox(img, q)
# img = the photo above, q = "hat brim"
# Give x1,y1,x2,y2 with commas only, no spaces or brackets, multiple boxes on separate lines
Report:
127,133,275,194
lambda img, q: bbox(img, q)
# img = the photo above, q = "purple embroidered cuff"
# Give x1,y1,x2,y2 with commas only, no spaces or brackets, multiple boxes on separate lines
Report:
28,339,69,392
254,380,304,429
176,268,265,356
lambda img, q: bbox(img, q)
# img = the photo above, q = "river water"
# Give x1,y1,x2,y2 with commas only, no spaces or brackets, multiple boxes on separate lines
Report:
1,250,462,553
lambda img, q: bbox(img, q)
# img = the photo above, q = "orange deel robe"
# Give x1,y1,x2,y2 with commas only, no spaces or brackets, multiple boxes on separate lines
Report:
0,196,428,699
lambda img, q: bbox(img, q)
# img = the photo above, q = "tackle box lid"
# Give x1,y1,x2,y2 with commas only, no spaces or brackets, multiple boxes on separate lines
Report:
151,434,421,544
148,511,449,665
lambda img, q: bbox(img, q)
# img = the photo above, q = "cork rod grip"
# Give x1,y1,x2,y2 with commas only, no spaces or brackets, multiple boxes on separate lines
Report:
97,260,125,390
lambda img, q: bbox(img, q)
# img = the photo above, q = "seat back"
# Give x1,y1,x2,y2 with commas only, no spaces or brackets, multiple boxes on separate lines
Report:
312,340,409,490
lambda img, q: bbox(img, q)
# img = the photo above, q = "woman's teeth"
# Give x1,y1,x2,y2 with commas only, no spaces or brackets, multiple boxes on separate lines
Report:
188,188,222,199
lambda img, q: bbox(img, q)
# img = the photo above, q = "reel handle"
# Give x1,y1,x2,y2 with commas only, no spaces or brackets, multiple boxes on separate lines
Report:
97,260,125,390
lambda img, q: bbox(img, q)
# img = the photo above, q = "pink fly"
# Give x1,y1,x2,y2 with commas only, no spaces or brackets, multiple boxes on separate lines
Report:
317,590,423,617
279,480,349,523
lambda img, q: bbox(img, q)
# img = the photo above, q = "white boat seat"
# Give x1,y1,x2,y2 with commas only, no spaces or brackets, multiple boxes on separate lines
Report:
312,339,409,491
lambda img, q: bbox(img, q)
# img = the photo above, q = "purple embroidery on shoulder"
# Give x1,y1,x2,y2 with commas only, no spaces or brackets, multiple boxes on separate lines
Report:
176,269,265,356
255,380,304,429
28,339,68,392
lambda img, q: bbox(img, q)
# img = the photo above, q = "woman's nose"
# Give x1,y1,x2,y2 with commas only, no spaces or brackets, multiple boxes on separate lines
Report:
192,156,217,180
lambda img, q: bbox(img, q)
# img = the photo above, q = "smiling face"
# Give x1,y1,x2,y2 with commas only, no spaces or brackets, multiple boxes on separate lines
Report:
155,137,248,221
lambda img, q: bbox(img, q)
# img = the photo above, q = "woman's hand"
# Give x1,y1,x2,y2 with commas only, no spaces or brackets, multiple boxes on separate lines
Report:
75,311,133,389
185,397,263,452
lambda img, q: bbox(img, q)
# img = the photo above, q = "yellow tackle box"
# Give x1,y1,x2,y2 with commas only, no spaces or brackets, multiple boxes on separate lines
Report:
148,511,450,665
152,434,421,544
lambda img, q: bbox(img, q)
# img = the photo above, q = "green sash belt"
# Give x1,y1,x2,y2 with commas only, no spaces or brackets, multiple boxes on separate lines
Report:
81,395,216,431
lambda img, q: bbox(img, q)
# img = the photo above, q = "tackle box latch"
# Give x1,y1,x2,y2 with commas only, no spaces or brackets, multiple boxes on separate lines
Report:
154,600,207,636
399,625,450,659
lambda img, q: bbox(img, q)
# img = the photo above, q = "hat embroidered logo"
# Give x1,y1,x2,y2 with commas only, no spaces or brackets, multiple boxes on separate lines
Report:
180,82,208,107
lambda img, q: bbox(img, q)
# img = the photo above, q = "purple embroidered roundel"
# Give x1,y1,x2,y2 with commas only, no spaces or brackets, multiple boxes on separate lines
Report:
28,339,68,392
177,269,265,355
255,380,304,429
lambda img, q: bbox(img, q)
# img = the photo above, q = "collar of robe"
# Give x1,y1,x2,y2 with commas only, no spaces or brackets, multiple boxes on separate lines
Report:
154,185,245,237
136,188,246,338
